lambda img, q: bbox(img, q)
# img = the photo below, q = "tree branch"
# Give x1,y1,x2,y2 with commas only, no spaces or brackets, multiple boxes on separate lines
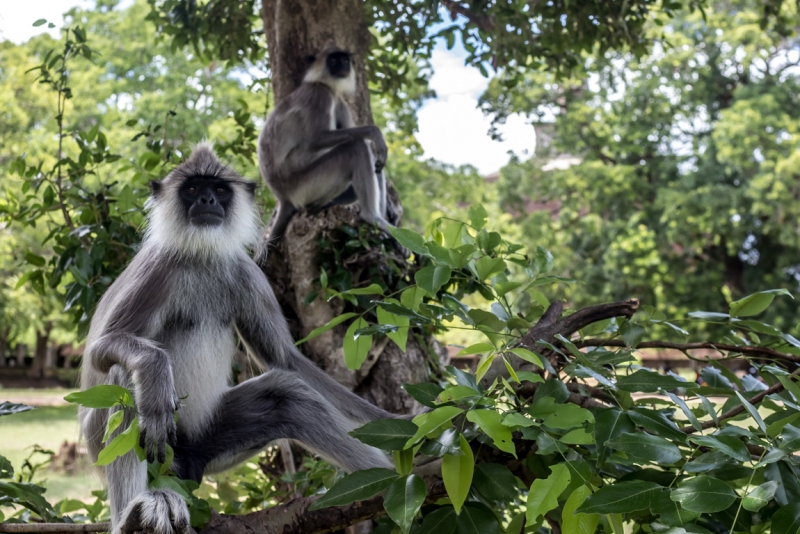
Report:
576,339,800,364
680,367,800,434
440,0,496,32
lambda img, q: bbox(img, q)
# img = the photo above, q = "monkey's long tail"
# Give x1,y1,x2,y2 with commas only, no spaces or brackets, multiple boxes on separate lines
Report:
287,349,403,423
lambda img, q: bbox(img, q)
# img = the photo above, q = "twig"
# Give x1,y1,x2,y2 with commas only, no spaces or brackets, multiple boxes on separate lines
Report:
681,368,800,434
0,523,110,533
576,339,800,364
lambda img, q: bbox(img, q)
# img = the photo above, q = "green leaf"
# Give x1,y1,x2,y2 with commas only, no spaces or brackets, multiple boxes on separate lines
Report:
473,256,506,280
406,406,463,447
767,460,800,505
606,432,683,464
402,383,443,409
415,265,452,297
595,409,635,464
526,463,572,523
419,428,463,457
418,507,457,534
509,347,544,368
377,299,410,352
0,455,13,478
629,408,688,443
473,463,518,502
742,481,778,512
150,475,190,499
666,392,702,432
442,434,473,514
0,402,35,417
350,419,418,451
454,503,501,534
466,410,516,457
772,502,800,534
96,418,139,466
617,369,694,393
400,286,425,312
542,403,594,429
309,468,398,510
729,289,792,317
577,481,661,514
294,313,357,345
468,205,488,230
383,474,426,534
689,435,750,462
670,476,737,513
388,227,429,256
340,283,384,296
735,391,767,433
343,317,373,370
620,320,646,348
684,451,736,473
102,410,125,442
64,385,134,408
562,486,599,534
32,18,47,26
457,342,494,356
649,488,700,526
781,424,800,452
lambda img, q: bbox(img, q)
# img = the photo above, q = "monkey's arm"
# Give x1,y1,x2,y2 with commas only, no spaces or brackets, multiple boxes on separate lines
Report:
89,331,179,463
235,259,396,423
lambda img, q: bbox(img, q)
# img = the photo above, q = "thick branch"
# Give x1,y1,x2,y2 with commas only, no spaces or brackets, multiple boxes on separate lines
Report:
576,339,800,364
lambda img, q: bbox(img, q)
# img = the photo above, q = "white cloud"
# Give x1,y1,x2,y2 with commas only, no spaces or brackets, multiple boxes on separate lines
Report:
0,0,93,44
416,47,536,175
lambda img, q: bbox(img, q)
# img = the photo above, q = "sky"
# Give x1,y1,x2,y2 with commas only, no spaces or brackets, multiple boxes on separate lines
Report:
0,1,536,175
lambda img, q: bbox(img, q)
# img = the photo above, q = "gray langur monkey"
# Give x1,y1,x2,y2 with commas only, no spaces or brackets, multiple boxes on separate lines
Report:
257,46,399,247
79,143,396,534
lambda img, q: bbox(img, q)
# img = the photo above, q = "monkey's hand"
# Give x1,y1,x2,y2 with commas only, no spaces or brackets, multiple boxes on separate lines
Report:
136,381,180,464
116,489,190,534
370,129,388,171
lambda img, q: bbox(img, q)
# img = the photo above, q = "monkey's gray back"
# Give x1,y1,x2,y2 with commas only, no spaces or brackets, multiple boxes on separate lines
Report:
258,83,338,196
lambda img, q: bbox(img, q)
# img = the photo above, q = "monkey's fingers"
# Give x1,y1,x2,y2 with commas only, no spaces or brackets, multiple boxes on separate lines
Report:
158,439,166,465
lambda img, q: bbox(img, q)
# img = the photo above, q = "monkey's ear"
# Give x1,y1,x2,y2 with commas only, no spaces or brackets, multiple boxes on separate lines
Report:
244,181,257,197
149,180,162,196
305,55,316,66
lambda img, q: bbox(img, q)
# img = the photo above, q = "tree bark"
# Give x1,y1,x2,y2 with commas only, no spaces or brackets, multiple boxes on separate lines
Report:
0,326,8,368
28,322,53,379
258,1,437,414
261,0,374,124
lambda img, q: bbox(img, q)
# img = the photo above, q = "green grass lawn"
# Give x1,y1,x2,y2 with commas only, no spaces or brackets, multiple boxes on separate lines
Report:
0,393,104,504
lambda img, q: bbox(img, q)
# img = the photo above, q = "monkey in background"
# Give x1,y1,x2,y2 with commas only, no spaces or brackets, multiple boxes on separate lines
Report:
79,144,397,534
257,46,399,248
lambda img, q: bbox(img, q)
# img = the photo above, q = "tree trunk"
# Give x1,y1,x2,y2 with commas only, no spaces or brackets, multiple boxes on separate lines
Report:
27,322,53,379
261,0,373,123
0,326,8,368
258,0,439,415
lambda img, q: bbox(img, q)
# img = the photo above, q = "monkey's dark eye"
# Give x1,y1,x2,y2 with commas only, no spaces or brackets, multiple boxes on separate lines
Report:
187,187,197,195
215,187,226,194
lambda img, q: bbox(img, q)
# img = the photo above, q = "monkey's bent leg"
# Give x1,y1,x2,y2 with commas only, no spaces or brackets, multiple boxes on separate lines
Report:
267,201,297,245
172,369,392,481
102,366,190,534
293,140,392,231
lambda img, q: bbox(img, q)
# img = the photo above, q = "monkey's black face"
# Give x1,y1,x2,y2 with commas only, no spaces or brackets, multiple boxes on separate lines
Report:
326,51,351,79
180,176,233,227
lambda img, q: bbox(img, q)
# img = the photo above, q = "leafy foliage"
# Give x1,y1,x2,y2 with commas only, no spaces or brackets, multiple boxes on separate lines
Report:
305,215,800,533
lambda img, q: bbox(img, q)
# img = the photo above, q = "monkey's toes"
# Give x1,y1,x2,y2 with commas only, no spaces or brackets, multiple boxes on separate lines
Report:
117,489,190,534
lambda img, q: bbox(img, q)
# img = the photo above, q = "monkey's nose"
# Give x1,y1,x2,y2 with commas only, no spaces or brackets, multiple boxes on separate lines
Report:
199,196,217,205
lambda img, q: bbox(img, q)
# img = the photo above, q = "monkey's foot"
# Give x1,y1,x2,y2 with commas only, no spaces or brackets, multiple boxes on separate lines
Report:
116,489,190,534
